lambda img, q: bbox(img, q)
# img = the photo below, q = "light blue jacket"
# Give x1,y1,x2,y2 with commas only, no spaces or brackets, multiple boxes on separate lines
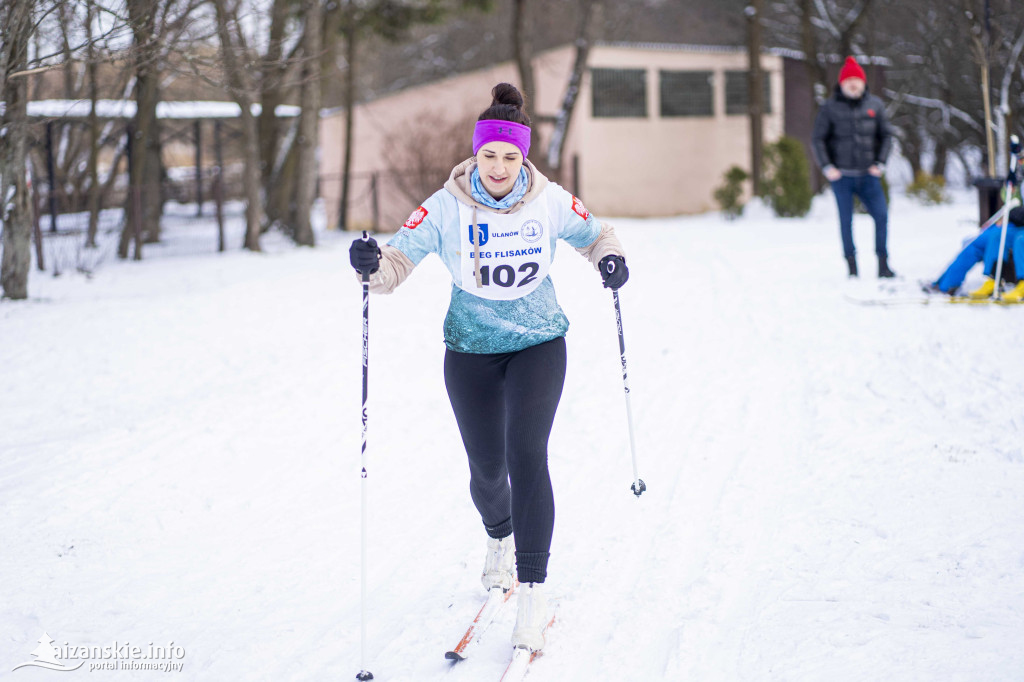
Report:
377,159,618,354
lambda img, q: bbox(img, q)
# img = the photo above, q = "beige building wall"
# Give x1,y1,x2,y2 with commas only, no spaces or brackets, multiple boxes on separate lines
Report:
319,44,783,229
578,45,784,216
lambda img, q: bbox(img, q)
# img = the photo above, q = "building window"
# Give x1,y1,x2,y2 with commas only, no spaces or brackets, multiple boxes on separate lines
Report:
591,68,647,118
659,70,714,117
725,71,772,115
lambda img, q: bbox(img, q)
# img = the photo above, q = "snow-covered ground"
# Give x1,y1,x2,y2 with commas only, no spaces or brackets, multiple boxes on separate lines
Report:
2,190,1023,681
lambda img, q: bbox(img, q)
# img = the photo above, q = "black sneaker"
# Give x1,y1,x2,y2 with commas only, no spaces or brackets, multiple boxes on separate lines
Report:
846,255,858,278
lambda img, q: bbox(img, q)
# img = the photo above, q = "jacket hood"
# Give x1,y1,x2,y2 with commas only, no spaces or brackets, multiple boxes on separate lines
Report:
444,157,550,214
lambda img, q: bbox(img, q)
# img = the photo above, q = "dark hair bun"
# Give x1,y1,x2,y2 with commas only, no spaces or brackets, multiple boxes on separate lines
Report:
491,83,524,109
478,82,531,127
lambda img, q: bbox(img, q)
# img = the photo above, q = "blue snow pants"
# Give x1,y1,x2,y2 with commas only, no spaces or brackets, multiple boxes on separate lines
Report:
934,225,1024,293
983,225,1023,280
831,175,889,259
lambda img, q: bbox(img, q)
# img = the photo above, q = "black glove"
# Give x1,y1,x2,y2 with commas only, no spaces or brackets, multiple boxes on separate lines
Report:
599,255,629,290
349,236,381,275
1008,166,1022,188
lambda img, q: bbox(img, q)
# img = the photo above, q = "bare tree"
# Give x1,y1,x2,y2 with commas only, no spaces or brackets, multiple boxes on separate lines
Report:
292,0,322,246
1,0,36,299
545,0,602,183
333,0,491,230
86,0,102,248
213,0,265,251
115,0,210,257
381,111,476,205
120,0,162,258
765,0,876,104
746,0,765,195
258,0,293,205
511,0,542,172
872,0,1023,180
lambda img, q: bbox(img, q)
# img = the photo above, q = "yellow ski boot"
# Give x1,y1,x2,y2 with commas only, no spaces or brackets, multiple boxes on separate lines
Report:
1000,280,1024,303
969,277,995,299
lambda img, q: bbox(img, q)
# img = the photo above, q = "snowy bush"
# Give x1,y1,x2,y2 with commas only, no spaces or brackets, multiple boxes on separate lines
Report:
714,166,748,220
905,171,949,205
762,136,813,218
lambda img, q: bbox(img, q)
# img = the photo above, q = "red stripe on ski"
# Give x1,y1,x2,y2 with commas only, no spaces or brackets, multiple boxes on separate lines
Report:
445,586,516,661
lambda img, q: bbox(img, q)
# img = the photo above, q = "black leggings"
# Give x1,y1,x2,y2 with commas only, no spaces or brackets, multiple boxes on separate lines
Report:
444,336,567,584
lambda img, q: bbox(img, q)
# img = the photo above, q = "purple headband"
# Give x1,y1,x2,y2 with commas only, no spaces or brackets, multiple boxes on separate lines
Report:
473,119,531,158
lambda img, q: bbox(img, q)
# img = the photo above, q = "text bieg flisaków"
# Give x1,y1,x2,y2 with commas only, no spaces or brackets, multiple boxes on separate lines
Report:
470,247,543,259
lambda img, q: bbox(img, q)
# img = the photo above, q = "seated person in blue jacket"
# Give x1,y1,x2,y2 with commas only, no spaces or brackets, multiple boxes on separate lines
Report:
930,205,1024,301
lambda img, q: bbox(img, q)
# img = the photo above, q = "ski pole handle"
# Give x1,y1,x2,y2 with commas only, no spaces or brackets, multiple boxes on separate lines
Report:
360,231,371,284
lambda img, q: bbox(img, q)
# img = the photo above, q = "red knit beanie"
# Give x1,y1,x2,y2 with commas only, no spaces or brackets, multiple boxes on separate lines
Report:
838,56,867,83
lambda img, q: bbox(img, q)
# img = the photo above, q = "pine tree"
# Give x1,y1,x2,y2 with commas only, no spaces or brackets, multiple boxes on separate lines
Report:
29,634,61,666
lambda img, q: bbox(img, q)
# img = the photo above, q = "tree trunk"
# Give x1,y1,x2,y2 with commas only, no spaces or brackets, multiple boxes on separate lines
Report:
293,0,322,246
86,0,101,248
213,0,263,251
1,0,35,300
979,45,996,177
933,129,949,178
239,114,264,251
338,12,356,231
901,120,923,177
545,0,601,184
268,136,299,232
747,0,765,196
837,0,875,59
511,0,547,173
258,0,290,203
799,0,826,104
121,0,162,258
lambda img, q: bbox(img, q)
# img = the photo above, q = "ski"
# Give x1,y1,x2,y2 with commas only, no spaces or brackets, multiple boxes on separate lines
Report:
445,585,517,662
497,612,556,682
979,198,1021,231
844,293,1024,307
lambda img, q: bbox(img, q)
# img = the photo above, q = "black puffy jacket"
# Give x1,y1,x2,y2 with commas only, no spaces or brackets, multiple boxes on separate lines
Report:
811,85,893,174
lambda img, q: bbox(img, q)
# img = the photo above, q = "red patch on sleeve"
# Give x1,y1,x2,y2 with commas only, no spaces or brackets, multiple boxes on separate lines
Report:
402,206,428,230
571,196,590,221
867,109,876,118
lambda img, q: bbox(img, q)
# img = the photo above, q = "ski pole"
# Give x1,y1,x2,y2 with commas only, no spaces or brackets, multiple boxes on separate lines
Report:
993,135,1021,298
609,272,646,497
357,232,374,682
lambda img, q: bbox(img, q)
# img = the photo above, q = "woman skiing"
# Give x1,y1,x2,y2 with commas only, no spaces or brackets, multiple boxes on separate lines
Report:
348,82,628,653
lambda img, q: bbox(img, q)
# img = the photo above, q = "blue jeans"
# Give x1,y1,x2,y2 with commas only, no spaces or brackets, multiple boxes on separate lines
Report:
934,225,1024,293
830,175,889,259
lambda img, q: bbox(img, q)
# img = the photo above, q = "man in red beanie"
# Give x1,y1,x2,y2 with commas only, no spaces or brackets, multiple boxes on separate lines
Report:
812,56,895,278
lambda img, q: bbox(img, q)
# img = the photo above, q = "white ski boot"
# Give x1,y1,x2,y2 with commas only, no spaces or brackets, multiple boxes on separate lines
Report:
511,582,548,652
481,535,515,592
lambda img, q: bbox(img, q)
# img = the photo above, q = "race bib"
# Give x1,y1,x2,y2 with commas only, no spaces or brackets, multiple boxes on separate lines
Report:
456,200,553,301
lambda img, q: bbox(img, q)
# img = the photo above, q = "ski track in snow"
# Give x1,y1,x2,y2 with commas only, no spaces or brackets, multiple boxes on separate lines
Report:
2,192,1023,681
